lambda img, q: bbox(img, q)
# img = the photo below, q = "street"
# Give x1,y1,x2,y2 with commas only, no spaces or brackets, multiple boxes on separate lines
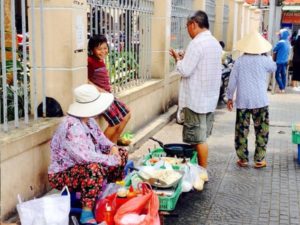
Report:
130,88,300,225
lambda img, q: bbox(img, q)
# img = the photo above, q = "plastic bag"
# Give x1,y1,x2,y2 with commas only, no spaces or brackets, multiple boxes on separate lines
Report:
181,165,193,192
17,186,70,225
188,163,208,191
114,183,160,225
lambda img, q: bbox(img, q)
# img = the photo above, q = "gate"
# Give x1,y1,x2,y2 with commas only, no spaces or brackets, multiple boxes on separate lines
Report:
1,0,46,132
87,0,154,93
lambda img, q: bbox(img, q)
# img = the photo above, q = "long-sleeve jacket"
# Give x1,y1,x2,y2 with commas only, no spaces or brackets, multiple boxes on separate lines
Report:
227,54,276,109
48,116,118,174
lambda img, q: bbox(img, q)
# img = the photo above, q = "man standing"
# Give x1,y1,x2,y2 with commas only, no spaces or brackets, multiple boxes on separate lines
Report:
170,10,222,168
273,28,290,93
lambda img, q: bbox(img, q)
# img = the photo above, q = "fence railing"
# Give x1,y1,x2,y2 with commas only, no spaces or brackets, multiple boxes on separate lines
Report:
87,0,154,93
0,0,46,132
206,0,216,33
170,0,194,71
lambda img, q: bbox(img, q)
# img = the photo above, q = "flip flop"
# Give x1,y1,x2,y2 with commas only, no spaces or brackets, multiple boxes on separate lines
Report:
237,159,248,167
254,161,267,168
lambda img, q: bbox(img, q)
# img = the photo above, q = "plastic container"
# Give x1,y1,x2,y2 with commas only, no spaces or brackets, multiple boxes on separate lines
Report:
103,204,114,225
292,124,300,144
143,148,198,169
157,180,182,211
125,173,182,211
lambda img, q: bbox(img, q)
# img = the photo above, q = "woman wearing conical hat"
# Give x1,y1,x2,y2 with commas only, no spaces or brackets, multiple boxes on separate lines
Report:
226,31,277,168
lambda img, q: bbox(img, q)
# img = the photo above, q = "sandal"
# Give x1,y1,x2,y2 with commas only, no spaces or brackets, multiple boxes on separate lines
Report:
80,210,97,225
254,160,267,168
237,159,248,167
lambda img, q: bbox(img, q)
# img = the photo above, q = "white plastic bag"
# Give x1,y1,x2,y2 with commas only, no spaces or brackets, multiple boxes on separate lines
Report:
181,165,193,192
188,163,208,191
17,186,71,225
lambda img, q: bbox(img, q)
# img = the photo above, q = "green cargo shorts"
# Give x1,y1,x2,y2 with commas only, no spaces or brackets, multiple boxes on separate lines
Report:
182,107,214,144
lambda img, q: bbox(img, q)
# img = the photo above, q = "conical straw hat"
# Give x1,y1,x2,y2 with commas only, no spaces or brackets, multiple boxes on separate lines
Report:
236,31,272,54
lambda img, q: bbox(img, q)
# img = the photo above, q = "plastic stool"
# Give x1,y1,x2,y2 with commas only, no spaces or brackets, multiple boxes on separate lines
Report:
297,144,300,164
70,191,82,214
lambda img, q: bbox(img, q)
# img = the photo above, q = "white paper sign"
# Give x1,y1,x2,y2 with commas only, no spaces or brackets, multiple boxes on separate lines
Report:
75,16,84,50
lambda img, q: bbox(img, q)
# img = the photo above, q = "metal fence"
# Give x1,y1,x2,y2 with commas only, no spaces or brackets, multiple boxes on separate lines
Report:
206,0,216,33
170,0,194,71
87,0,154,93
0,0,46,132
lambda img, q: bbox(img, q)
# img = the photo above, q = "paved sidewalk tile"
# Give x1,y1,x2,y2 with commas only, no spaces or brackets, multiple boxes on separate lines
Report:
130,89,300,225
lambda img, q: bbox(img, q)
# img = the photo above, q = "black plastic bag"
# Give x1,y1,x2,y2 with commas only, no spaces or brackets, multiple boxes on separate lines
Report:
38,97,63,117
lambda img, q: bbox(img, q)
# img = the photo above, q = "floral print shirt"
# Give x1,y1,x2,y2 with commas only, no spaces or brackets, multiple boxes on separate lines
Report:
48,116,118,174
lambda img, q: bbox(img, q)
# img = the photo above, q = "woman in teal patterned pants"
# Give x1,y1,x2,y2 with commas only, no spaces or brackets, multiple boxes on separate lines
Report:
235,107,269,165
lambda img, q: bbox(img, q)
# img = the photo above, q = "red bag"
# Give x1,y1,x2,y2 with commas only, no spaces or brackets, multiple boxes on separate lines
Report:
114,183,160,225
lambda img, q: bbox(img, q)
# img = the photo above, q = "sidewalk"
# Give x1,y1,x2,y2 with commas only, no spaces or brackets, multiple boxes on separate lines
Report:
129,87,300,225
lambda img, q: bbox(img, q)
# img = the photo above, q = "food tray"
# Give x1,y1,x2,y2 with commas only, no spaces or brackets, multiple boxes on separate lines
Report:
292,124,300,144
124,172,182,211
143,148,198,170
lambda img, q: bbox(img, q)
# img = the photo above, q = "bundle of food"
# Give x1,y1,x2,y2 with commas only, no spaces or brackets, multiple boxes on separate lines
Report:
148,157,188,166
138,167,182,188
181,163,208,192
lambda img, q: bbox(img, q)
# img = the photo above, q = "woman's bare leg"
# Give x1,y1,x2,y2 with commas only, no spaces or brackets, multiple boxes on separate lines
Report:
104,113,131,143
111,113,131,143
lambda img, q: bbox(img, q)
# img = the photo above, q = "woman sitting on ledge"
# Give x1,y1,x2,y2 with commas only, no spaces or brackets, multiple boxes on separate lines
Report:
48,84,128,225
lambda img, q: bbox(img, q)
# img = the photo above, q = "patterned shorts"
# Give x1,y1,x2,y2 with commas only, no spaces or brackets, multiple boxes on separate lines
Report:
102,98,130,126
182,108,214,144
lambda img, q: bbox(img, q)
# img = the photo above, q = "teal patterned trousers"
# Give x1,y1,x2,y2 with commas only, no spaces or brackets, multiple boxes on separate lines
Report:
235,106,269,162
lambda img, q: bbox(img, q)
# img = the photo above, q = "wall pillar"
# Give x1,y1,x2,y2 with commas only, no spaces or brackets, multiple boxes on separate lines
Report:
214,0,224,41
151,0,172,111
234,0,244,47
194,0,206,11
249,6,258,33
227,0,235,50
252,8,262,33
268,0,275,44
28,0,88,112
241,3,250,37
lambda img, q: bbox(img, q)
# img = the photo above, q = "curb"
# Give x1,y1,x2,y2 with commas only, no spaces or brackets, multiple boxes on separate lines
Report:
127,105,177,153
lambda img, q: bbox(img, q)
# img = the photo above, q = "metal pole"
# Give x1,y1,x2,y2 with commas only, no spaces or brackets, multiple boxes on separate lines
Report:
90,4,93,37
40,0,46,117
31,0,38,120
95,5,98,34
11,0,19,127
21,0,29,124
1,0,8,131
268,0,275,45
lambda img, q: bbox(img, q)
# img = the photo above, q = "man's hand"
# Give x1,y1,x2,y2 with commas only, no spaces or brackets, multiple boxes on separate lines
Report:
227,99,233,111
169,48,180,62
178,51,185,60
